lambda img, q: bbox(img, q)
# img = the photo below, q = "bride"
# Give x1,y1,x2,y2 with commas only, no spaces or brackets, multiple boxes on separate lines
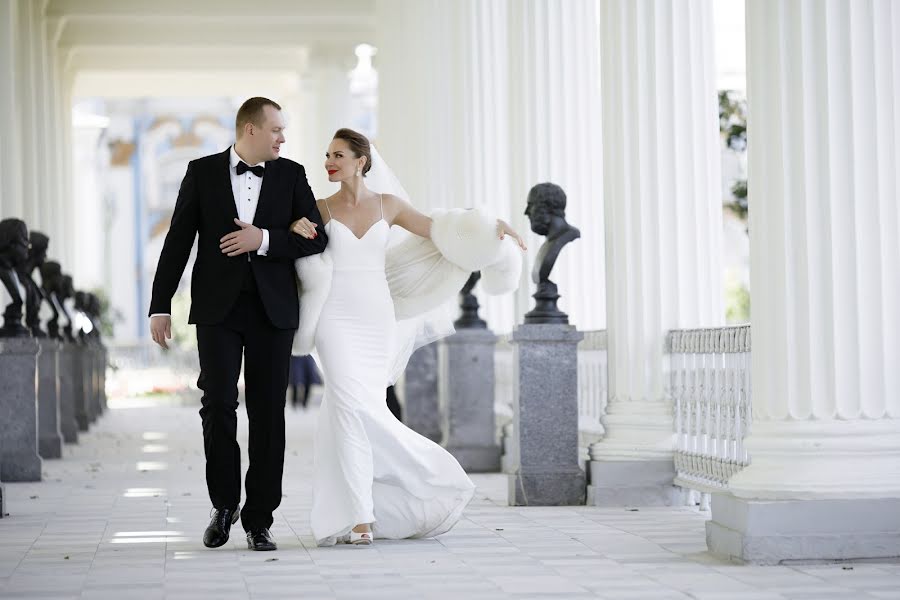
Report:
291,128,526,546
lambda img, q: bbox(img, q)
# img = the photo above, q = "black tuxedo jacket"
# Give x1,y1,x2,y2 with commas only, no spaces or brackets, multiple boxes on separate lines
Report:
148,148,328,329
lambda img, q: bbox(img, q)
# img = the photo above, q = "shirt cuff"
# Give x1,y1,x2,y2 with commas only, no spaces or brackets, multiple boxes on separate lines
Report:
258,228,270,256
149,313,170,318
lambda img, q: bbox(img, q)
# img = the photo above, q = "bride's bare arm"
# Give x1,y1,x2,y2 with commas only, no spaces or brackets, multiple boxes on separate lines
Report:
388,195,433,238
387,194,528,250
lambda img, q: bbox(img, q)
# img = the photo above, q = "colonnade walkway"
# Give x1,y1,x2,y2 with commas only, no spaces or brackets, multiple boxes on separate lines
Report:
1,398,896,599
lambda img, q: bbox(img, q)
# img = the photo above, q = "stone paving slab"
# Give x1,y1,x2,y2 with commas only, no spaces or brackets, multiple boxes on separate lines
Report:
0,399,897,599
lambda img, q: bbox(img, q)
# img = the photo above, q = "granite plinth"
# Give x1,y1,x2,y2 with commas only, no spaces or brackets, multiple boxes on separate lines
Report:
402,343,442,443
0,337,42,481
508,324,585,505
57,343,79,443
439,329,501,472
37,338,63,458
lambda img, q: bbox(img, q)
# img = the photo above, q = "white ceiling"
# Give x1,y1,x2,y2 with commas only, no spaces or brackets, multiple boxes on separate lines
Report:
46,0,377,97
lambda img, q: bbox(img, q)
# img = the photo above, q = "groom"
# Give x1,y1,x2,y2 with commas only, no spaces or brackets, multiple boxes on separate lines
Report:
149,97,328,551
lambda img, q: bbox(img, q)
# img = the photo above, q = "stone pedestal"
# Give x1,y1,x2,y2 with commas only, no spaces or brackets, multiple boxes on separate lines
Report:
0,439,5,518
0,337,42,481
89,345,102,421
99,345,107,411
439,329,501,472
37,338,63,458
508,324,585,505
401,343,441,443
72,344,90,431
57,342,79,443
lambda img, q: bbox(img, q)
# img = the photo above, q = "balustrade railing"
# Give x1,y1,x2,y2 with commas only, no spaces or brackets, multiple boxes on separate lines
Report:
668,325,752,508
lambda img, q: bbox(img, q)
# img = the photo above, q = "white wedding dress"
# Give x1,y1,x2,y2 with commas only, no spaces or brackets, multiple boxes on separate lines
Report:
310,198,476,547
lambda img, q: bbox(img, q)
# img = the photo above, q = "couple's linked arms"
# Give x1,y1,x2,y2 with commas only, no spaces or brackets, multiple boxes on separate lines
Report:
290,195,527,251
150,163,327,349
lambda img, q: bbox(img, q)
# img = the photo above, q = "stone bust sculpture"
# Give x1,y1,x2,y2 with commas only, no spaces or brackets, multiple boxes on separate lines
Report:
59,274,76,341
39,261,64,340
455,271,487,329
522,183,580,324
86,292,103,341
16,230,50,337
0,218,31,337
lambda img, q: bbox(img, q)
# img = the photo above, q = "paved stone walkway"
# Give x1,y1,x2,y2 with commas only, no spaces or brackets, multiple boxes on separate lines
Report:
1,399,898,599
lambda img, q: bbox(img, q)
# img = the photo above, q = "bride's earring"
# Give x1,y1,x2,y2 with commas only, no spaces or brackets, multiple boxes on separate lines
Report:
355,166,362,177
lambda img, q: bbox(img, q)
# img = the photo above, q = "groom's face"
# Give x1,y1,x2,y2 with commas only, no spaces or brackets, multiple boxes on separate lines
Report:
249,105,286,162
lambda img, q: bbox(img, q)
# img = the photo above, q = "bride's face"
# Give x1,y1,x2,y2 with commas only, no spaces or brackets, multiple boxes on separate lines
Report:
325,139,364,183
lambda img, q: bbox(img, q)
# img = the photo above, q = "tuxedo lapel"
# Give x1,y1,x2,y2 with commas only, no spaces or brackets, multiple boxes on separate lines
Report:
218,148,239,221
253,158,280,226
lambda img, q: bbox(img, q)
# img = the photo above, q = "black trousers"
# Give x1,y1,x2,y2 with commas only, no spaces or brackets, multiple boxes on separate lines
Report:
196,286,294,532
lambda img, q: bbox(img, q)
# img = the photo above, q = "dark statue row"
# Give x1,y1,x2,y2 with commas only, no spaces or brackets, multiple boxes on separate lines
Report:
0,218,104,342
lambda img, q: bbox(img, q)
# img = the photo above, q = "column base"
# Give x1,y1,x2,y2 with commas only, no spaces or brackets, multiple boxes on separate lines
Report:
587,459,680,506
76,413,90,432
509,466,586,506
1,450,42,482
39,434,63,459
446,444,501,473
706,494,900,564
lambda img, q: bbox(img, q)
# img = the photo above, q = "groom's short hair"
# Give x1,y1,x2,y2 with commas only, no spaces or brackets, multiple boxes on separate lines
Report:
236,97,282,138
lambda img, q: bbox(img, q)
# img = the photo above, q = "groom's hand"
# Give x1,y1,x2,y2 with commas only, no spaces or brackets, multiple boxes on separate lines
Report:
150,315,172,350
220,219,263,257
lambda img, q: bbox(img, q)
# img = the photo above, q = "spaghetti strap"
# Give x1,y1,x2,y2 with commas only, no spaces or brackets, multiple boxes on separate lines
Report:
323,198,333,219
379,194,384,220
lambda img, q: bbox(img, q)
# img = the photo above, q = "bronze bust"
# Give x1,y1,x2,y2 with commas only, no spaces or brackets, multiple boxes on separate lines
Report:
523,183,580,324
39,261,65,340
16,231,50,337
0,218,31,337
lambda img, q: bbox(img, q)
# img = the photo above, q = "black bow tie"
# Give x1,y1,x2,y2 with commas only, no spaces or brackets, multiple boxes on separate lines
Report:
236,161,265,177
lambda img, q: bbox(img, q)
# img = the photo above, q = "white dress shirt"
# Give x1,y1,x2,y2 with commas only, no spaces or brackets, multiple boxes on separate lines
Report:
229,145,270,256
150,146,270,319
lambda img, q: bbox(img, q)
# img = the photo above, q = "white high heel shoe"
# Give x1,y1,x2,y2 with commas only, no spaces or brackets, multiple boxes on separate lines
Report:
350,529,373,546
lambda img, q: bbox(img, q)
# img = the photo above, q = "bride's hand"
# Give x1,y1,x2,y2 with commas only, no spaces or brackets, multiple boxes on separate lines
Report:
291,218,319,239
497,219,527,251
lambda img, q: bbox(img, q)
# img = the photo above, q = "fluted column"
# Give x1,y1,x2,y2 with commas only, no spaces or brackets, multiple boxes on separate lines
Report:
0,0,25,221
19,0,46,229
588,0,724,505
506,0,606,331
706,0,900,563
44,16,67,254
378,0,605,332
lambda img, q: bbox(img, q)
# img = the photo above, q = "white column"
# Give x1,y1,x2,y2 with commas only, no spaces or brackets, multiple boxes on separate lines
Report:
27,0,53,240
377,0,516,330
0,0,24,221
15,0,41,228
588,0,724,505
44,16,67,255
59,68,76,267
707,0,900,563
377,0,604,333
377,0,455,214
506,0,606,331
71,119,107,290
293,51,356,199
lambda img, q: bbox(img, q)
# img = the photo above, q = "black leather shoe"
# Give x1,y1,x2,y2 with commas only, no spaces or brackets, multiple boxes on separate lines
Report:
246,528,277,551
202,506,240,548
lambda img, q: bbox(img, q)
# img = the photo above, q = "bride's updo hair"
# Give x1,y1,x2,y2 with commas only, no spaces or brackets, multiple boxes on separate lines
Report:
333,128,373,177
